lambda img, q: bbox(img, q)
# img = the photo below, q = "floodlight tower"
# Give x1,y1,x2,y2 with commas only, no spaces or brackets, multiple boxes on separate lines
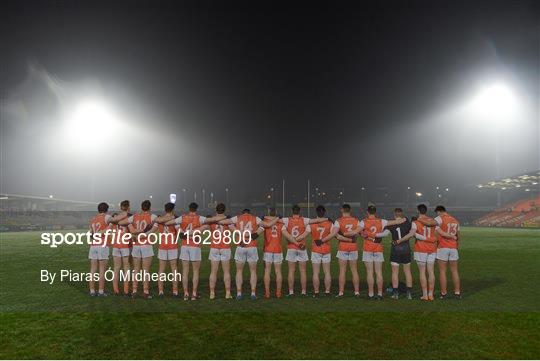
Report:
468,83,517,206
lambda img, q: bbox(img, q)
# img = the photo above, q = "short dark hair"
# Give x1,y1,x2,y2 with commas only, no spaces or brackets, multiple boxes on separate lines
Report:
98,202,109,213
316,205,326,217
341,204,351,212
164,202,175,213
216,203,226,214
292,204,300,215
394,207,403,213
242,208,250,214
120,200,130,211
189,202,198,211
435,205,446,212
417,204,428,214
367,205,377,214
141,200,151,211
268,207,276,217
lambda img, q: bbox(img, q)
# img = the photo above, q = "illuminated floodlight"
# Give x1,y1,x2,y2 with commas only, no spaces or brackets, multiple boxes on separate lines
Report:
466,82,518,128
170,193,177,203
49,194,53,198
64,98,119,148
415,192,422,197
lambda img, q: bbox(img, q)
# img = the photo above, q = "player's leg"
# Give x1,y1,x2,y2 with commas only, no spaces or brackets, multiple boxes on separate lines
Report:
374,260,383,297
438,259,448,297
112,254,122,295
427,259,435,300
391,263,399,298
264,261,272,298
349,259,360,296
209,260,219,299
221,257,232,299
417,261,428,300
89,258,98,295
182,260,190,299
169,258,178,296
322,259,331,294
364,261,375,297
299,261,307,296
248,261,258,298
337,257,347,296
98,258,108,295
191,260,201,299
142,256,152,297
403,263,413,299
287,261,296,296
275,260,283,298
132,256,141,296
235,261,245,298
312,260,321,295
158,259,167,296
449,260,461,297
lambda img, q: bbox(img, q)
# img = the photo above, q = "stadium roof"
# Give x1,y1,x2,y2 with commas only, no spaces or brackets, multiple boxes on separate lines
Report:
475,171,539,191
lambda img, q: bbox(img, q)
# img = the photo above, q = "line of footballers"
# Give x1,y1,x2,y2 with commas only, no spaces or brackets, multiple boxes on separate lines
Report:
88,200,461,301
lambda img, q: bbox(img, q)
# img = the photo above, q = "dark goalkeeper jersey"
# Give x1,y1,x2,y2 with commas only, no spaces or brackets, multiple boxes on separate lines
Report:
386,217,412,253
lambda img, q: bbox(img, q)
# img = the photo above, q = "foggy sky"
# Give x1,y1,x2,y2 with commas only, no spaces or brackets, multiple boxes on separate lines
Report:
1,0,539,203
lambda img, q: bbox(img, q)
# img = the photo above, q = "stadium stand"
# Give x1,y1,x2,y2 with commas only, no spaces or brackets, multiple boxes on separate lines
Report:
475,197,540,228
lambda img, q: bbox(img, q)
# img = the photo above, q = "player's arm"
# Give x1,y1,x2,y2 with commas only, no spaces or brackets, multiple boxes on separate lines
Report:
295,226,311,242
416,218,438,227
393,229,415,245
109,212,128,224
385,218,406,227
164,216,181,226
218,218,234,225
308,217,328,224
260,216,279,228
282,228,300,247
320,226,339,243
153,214,173,224
204,214,226,224
435,227,457,240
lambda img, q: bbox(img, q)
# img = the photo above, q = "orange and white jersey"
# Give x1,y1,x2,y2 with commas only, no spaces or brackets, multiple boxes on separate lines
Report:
333,216,360,252
173,212,206,247
413,215,437,253
128,212,157,245
282,215,311,250
264,218,283,253
209,222,231,249
310,220,333,254
89,213,112,246
435,213,460,249
230,214,262,248
158,223,179,250
359,216,388,252
112,212,132,249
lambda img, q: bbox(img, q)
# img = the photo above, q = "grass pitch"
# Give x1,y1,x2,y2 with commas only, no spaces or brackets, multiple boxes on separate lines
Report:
1,227,539,359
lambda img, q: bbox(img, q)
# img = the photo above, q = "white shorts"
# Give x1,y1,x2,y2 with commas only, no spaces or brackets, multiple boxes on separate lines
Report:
132,245,154,259
235,247,259,263
89,246,109,260
362,251,384,263
436,248,459,261
112,247,130,258
286,249,309,262
336,250,358,261
158,248,179,261
263,252,283,263
414,252,437,264
180,246,202,261
209,248,232,262
311,252,331,264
